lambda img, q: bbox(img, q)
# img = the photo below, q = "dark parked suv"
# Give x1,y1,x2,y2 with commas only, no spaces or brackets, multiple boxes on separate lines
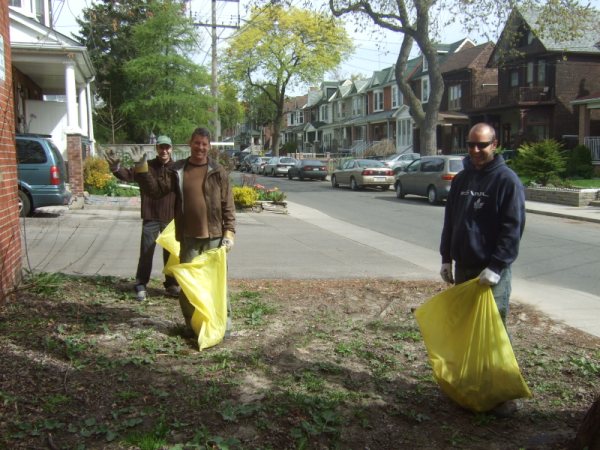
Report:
16,134,71,216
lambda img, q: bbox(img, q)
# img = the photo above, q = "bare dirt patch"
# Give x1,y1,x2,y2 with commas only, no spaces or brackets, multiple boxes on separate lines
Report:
1,275,598,449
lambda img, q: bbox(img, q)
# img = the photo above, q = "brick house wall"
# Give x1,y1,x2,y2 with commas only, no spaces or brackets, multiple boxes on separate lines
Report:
553,55,600,140
0,1,22,303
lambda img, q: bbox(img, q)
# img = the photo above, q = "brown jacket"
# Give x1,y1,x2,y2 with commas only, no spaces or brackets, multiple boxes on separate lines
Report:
112,158,176,223
137,157,235,242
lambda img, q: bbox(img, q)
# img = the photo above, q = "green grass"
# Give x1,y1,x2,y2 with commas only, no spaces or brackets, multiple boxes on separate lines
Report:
567,178,600,188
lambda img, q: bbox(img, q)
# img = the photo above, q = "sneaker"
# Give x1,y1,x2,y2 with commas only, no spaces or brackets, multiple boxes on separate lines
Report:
490,399,523,418
165,285,181,297
134,285,147,302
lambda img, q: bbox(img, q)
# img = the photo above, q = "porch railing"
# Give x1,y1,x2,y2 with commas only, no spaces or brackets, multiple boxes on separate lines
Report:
469,86,554,110
584,137,600,163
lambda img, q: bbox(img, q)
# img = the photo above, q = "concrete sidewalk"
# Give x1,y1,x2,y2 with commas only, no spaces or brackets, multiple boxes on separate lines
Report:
82,194,600,224
44,194,600,338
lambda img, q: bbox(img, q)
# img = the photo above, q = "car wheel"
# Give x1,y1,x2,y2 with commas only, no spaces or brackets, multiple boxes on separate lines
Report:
331,175,338,188
395,182,405,199
18,190,32,217
288,172,293,180
427,186,439,205
350,177,359,191
299,173,304,181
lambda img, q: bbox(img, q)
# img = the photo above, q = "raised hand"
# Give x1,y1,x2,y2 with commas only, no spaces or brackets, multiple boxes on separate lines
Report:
103,148,121,169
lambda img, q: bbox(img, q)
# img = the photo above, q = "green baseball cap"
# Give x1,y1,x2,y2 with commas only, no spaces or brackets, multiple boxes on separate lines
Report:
156,135,172,146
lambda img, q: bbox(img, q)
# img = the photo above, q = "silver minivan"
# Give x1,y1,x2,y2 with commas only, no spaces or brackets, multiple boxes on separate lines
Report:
17,134,71,216
394,155,464,204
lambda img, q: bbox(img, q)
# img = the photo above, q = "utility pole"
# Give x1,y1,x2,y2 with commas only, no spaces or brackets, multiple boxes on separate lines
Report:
191,0,239,142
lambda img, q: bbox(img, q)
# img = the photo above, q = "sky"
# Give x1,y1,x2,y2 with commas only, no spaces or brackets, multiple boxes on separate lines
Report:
51,0,600,94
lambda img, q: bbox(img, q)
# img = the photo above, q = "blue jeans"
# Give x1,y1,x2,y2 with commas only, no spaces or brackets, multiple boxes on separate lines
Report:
135,220,177,288
178,237,230,331
454,265,512,326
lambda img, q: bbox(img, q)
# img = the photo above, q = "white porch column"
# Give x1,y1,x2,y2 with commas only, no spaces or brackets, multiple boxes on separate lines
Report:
64,61,80,132
78,86,88,137
86,82,95,155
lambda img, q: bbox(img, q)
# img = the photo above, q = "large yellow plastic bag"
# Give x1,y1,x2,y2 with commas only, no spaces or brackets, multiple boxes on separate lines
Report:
169,247,228,350
156,222,227,350
155,220,180,277
414,278,532,412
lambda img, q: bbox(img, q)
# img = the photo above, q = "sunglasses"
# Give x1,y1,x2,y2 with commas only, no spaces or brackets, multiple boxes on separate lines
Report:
466,141,493,150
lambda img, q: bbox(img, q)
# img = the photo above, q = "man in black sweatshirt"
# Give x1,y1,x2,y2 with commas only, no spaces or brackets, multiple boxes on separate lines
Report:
439,122,526,415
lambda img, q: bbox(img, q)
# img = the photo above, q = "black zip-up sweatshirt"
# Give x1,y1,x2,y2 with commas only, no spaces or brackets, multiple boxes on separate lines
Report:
440,155,525,274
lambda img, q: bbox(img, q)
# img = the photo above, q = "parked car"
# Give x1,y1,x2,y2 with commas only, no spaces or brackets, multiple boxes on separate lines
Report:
16,133,71,217
264,156,297,176
383,152,420,172
239,154,262,172
233,150,250,170
330,158,394,191
251,157,271,174
394,155,465,204
287,159,328,181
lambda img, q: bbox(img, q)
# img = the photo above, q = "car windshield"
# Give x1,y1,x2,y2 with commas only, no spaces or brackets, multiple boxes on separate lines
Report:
302,160,323,166
357,159,385,168
280,158,295,163
384,154,401,162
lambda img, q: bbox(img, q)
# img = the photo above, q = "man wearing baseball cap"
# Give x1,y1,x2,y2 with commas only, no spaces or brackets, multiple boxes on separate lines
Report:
105,135,180,301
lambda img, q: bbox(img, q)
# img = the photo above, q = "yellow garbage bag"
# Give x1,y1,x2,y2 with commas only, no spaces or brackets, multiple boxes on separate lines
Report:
156,221,228,350
155,220,180,277
414,278,532,412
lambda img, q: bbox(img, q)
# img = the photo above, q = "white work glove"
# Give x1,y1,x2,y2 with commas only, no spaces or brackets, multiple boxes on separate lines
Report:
440,263,454,284
478,268,500,286
221,237,234,253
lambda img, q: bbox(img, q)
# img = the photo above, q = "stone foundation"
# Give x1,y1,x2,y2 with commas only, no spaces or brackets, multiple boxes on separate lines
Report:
525,187,600,207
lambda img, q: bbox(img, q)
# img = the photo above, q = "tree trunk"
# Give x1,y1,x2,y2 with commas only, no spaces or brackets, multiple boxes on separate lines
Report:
419,114,438,156
573,396,600,450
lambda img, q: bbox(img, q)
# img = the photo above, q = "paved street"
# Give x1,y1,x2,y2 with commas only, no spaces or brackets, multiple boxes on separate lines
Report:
20,193,600,338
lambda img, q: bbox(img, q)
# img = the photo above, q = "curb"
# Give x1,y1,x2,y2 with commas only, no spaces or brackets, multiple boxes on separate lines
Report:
525,207,600,225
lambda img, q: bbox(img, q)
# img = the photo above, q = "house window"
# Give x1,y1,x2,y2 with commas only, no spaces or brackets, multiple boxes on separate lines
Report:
392,85,400,108
337,101,345,119
9,0,22,6
320,105,329,122
297,111,304,124
422,55,428,72
538,60,546,83
374,90,384,111
421,77,430,103
398,119,413,147
448,84,461,110
527,62,534,86
510,70,519,87
527,31,534,45
352,96,363,116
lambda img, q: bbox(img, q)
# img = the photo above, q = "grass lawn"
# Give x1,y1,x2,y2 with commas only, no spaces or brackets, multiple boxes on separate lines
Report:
1,274,599,449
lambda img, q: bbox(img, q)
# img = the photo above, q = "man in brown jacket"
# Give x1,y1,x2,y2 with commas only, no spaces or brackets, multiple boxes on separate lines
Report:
105,136,179,301
135,127,236,335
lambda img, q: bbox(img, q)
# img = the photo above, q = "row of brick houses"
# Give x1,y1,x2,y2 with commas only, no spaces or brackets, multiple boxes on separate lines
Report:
281,7,600,160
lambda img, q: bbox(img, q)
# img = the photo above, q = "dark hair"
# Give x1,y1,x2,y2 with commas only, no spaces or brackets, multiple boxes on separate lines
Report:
191,127,211,141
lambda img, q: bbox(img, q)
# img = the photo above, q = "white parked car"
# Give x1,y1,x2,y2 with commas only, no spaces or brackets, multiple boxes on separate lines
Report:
264,156,297,176
383,152,420,172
